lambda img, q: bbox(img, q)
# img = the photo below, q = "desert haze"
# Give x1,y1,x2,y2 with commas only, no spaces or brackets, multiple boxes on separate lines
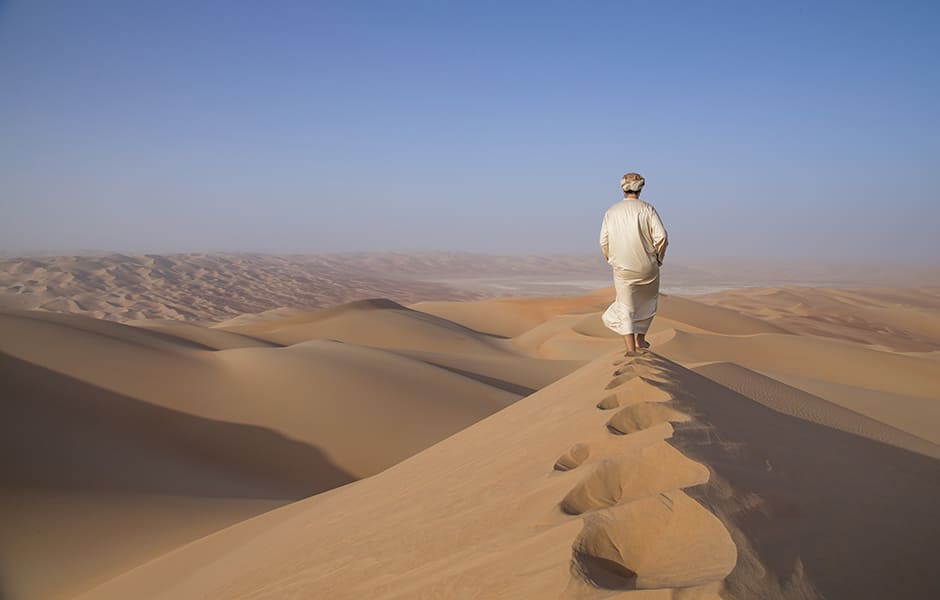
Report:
1,254,939,599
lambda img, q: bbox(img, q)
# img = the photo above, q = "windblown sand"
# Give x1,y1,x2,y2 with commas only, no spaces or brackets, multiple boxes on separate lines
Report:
2,283,938,599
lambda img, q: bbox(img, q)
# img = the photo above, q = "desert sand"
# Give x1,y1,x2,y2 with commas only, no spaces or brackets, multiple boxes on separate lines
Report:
2,270,939,599
0,253,490,323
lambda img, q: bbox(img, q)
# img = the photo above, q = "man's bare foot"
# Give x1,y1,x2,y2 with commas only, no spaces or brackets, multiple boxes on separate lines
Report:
622,336,636,355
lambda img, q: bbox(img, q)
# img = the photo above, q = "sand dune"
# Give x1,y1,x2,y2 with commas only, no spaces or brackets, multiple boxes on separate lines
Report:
128,319,280,349
0,253,488,323
0,301,553,598
215,298,516,355
0,308,524,478
692,361,940,459
653,328,939,397
0,352,348,599
693,286,940,351
2,282,939,599
488,290,801,361
77,349,940,600
656,295,791,335
667,358,940,600
651,328,940,443
748,369,940,445
77,352,739,599
0,252,618,324
385,348,585,394
410,292,611,337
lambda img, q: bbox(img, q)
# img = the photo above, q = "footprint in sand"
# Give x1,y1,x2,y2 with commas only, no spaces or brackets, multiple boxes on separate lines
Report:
560,441,709,515
607,402,690,435
553,422,673,472
612,364,659,378
609,367,670,387
561,353,735,594
611,351,668,368
559,381,680,471
569,490,736,590
553,442,593,471
598,377,674,408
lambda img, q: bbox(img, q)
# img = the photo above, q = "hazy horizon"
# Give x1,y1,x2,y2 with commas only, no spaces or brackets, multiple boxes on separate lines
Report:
2,247,938,270
2,1,938,262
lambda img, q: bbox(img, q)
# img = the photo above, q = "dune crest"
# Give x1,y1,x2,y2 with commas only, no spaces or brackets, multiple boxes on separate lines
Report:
78,351,740,599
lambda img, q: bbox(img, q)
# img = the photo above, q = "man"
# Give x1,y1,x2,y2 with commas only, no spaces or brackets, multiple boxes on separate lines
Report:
599,172,669,355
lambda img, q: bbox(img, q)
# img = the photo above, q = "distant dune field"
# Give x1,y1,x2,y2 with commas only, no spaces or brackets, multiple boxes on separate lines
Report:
0,253,492,323
4,252,936,324
2,259,939,599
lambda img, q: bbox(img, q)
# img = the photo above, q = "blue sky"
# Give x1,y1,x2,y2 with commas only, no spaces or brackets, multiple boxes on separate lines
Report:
1,1,938,261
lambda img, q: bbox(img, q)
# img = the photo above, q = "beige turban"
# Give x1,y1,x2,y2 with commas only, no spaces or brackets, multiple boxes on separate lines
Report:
621,172,645,194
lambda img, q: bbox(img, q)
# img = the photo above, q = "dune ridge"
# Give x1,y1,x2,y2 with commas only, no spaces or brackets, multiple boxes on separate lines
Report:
78,351,740,599
78,343,940,599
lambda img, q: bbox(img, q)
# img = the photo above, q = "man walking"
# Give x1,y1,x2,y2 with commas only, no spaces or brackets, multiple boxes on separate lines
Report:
599,172,669,355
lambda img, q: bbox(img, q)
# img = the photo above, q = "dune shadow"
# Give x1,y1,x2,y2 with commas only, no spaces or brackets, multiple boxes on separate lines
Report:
0,352,356,500
282,298,513,341
416,361,535,396
656,355,940,599
395,300,513,341
2,308,219,352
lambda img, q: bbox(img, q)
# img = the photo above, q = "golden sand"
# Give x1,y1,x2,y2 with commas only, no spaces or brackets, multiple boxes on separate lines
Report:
2,284,938,599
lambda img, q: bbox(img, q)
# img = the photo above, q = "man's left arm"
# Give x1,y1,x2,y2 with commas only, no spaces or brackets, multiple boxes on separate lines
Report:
649,207,668,265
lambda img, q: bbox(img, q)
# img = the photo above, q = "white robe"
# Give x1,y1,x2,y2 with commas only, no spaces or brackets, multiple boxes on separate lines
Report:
599,198,669,335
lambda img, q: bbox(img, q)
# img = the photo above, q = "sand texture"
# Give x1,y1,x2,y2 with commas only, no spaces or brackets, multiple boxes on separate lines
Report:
2,278,938,599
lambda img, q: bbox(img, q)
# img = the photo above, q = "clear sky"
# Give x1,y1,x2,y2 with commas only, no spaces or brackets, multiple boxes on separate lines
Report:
2,1,938,262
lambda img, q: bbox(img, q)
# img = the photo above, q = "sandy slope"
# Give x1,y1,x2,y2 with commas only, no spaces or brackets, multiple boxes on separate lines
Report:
691,361,940,459
127,319,280,349
78,350,940,600
410,291,612,337
3,284,939,599
0,352,325,599
78,352,740,599
0,306,525,479
651,329,940,443
693,286,940,351
667,358,940,600
214,298,516,354
505,287,940,443
0,300,550,598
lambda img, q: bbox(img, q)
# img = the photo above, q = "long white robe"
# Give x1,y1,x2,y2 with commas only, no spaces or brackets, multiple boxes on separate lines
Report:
599,198,669,335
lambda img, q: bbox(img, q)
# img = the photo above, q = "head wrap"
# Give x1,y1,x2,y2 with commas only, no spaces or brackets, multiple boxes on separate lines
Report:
621,172,645,194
